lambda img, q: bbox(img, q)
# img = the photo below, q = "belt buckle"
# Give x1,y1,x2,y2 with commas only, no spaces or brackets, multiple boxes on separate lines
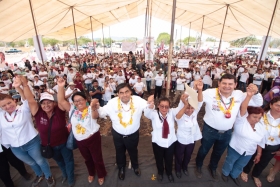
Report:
123,135,128,138
218,130,225,133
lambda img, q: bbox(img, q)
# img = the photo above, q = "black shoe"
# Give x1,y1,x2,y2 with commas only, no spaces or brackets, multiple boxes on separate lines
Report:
118,167,125,180
183,169,189,176
208,165,219,181
222,174,228,182
134,168,141,176
167,174,174,183
230,176,240,186
195,167,202,178
22,172,32,180
176,172,182,179
157,174,163,182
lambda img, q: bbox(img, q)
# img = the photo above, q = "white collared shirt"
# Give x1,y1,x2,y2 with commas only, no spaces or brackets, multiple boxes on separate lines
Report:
0,100,38,150
230,112,266,156
203,88,263,130
176,78,186,90
144,108,177,148
144,71,154,81
70,105,100,141
154,74,164,86
259,111,280,146
115,75,126,84
175,102,203,144
98,96,148,135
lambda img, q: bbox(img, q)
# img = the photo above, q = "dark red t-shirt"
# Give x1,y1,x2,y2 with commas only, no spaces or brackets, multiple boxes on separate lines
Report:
74,80,84,91
35,106,68,147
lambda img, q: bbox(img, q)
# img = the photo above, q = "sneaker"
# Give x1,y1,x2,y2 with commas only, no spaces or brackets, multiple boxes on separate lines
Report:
195,167,202,178
32,175,44,187
61,177,67,184
46,176,55,187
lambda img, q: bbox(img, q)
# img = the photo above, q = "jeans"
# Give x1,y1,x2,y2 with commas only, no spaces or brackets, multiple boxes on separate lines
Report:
85,83,92,92
10,135,52,178
146,80,151,94
154,86,162,99
196,123,232,170
203,84,210,91
52,143,75,185
222,146,252,178
171,81,176,91
238,81,247,92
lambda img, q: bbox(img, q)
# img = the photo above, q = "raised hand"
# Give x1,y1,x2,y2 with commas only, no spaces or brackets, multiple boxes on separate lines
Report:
12,76,22,88
147,95,154,109
57,77,65,87
247,83,258,96
194,80,203,90
90,99,100,110
180,93,189,105
20,76,28,86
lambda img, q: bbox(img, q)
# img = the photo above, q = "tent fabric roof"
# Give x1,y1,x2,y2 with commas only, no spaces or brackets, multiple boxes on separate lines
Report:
0,0,279,42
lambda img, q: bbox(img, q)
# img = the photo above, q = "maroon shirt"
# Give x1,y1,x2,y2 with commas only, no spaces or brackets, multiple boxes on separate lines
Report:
35,106,68,147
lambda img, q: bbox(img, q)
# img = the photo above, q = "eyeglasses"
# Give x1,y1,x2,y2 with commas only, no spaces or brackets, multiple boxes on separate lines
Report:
73,99,85,104
159,105,169,109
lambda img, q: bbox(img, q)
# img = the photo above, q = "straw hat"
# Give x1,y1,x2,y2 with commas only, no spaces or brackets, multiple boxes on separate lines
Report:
184,83,198,110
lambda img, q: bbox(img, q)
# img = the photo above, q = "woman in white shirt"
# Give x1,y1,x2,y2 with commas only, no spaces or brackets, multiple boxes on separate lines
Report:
103,81,112,105
144,96,178,183
83,70,93,92
221,89,265,186
57,77,106,185
0,78,55,187
202,70,212,90
133,78,145,98
241,96,280,187
174,83,203,179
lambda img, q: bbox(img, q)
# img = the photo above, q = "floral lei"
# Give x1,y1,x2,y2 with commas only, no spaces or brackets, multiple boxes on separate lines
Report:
75,108,88,135
117,97,135,128
263,113,280,141
215,88,235,115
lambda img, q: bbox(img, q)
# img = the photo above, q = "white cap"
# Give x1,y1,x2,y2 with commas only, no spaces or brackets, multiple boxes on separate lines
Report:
69,82,76,86
40,93,54,102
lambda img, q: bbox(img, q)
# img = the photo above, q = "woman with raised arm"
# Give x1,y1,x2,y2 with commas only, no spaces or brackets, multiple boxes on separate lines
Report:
241,96,280,187
221,86,266,186
0,77,55,187
57,77,106,186
18,76,75,187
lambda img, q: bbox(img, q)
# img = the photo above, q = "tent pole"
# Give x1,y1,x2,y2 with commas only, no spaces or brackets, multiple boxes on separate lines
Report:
217,4,229,57
148,0,153,61
146,0,150,37
102,23,105,55
144,0,148,37
188,22,191,47
109,26,112,53
71,7,78,55
166,0,177,97
258,0,278,69
28,0,44,63
90,16,95,55
180,26,182,49
199,16,204,49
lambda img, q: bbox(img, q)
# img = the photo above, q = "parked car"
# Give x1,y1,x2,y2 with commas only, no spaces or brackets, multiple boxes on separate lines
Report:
5,48,22,53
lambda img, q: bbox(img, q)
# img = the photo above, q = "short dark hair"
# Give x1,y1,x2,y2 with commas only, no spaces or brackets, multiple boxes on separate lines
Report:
92,80,98,84
72,91,87,102
247,106,264,115
219,73,237,83
116,83,132,93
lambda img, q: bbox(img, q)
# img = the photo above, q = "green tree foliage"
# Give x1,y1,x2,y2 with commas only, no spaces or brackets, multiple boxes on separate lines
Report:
77,36,91,46
229,35,261,47
206,37,216,42
269,39,280,48
27,38,34,46
42,38,60,47
156,32,170,45
182,36,196,45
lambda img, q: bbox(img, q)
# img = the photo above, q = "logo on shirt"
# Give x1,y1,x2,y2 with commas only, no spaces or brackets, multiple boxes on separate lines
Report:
212,104,220,111
40,117,48,125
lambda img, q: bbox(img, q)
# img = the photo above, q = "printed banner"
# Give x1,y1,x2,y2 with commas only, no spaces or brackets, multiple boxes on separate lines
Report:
122,42,136,52
144,37,154,63
178,59,190,68
33,35,47,62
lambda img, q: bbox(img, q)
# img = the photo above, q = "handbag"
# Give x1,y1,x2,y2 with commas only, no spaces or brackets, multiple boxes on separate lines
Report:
66,110,78,150
40,113,54,159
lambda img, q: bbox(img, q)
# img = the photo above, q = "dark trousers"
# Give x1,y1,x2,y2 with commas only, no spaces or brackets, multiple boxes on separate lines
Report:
196,123,232,170
154,86,162,99
261,80,272,94
76,131,107,178
175,141,195,172
171,81,176,91
152,142,175,175
243,144,280,177
146,81,151,94
0,146,28,187
249,74,254,84
112,129,139,169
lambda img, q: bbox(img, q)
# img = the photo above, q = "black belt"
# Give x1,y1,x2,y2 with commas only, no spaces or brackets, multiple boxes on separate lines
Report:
205,123,231,134
113,129,138,138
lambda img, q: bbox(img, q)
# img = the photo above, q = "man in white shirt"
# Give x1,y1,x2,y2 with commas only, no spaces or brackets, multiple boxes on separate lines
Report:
238,68,249,92
195,74,263,181
173,74,186,103
65,82,80,104
170,69,177,92
92,83,153,181
67,68,76,83
253,69,264,92
144,68,153,94
154,71,164,100
115,71,126,85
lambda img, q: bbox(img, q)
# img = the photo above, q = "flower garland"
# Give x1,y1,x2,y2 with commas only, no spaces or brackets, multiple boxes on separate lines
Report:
216,88,235,118
117,97,135,128
263,113,280,141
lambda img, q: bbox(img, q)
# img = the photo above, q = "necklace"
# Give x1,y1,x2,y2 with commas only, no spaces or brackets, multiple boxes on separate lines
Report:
4,109,19,122
263,113,280,141
117,97,135,128
215,88,235,118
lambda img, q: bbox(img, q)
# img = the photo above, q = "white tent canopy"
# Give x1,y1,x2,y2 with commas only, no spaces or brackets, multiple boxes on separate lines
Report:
0,0,279,42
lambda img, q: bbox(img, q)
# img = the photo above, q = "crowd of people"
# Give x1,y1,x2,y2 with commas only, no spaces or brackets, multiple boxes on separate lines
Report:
0,50,280,187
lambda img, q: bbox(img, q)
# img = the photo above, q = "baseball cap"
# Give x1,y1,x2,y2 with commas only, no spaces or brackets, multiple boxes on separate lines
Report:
39,93,54,102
